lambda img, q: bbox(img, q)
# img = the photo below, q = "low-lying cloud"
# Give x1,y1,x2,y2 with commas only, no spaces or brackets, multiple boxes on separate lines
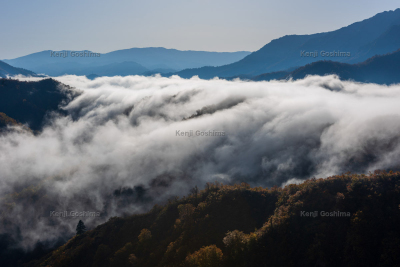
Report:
2,74,400,249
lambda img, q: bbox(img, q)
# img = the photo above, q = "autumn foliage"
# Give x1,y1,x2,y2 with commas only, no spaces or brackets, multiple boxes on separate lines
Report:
36,171,400,267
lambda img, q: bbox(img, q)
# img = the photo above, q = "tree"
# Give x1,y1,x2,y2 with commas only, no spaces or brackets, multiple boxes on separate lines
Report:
223,230,249,265
178,204,195,221
76,220,86,235
128,254,138,266
138,228,152,244
137,228,152,253
185,245,223,267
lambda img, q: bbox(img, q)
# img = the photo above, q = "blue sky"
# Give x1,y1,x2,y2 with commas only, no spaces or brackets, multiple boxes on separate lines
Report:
1,0,399,59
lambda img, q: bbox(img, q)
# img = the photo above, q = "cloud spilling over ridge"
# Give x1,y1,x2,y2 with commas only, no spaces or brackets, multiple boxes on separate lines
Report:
2,74,400,249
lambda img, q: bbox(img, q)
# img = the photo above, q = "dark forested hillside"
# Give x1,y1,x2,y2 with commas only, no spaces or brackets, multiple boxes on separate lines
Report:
0,112,21,128
32,171,400,267
0,60,38,78
0,78,80,131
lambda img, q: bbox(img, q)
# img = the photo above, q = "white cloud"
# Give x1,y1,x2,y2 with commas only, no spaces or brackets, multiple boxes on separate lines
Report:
3,74,400,248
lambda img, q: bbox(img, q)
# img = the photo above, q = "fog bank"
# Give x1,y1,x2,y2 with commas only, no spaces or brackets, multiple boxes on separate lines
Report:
2,74,400,248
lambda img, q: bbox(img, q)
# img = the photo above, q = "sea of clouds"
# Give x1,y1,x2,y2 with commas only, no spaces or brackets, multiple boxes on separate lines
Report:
2,74,400,249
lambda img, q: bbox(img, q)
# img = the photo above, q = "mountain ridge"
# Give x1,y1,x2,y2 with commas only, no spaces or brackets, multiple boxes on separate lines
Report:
3,48,251,77
253,48,400,84
28,171,400,267
0,60,39,78
174,8,400,79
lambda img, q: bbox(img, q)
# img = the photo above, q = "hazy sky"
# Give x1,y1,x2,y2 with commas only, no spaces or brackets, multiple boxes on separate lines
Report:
1,0,399,59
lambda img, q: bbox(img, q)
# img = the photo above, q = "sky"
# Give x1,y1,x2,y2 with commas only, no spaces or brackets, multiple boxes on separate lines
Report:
1,0,399,59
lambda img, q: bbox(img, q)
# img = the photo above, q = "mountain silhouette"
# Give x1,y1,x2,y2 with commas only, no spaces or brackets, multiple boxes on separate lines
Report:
3,48,251,76
0,60,38,78
64,61,149,77
253,48,400,85
174,9,400,79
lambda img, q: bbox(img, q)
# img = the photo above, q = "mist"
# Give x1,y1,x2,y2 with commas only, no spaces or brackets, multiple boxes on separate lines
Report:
2,74,400,249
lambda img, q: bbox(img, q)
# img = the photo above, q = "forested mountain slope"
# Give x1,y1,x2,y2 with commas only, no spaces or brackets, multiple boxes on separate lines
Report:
34,171,400,267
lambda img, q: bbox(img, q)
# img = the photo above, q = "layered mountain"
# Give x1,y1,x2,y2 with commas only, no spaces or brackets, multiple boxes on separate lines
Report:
175,8,400,79
353,24,400,62
64,61,149,77
0,60,38,78
2,48,251,77
253,48,400,85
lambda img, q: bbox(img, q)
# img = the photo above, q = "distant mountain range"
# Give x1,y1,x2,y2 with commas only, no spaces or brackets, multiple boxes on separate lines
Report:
2,48,251,77
253,48,400,85
67,61,149,77
3,9,400,83
0,60,38,78
174,8,400,79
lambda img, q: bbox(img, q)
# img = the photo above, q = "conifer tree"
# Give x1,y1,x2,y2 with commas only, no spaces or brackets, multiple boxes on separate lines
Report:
76,220,86,235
